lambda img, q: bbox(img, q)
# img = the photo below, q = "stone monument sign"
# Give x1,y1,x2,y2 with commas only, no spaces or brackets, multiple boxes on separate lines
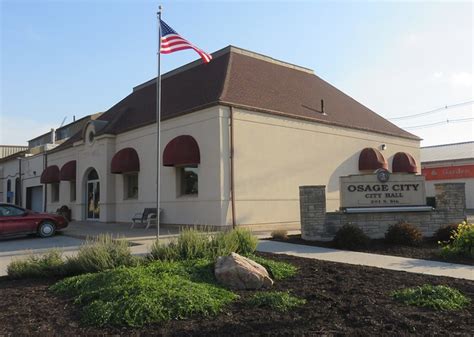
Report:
340,172,426,208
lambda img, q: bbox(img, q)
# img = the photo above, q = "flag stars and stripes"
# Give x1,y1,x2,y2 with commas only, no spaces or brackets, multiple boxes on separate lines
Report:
160,20,212,63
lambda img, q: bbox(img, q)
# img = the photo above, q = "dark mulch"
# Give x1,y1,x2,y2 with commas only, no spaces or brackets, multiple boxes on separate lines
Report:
0,253,473,336
278,235,474,266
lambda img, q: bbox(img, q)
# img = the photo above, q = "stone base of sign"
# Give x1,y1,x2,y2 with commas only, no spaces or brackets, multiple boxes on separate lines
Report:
299,183,466,241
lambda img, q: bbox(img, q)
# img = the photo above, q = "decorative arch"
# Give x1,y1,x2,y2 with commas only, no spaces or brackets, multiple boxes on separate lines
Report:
392,152,418,173
163,135,200,167
358,147,388,171
111,148,140,174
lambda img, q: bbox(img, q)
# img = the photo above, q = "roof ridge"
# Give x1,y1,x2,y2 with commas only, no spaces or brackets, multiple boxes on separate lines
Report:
218,51,233,101
421,141,474,148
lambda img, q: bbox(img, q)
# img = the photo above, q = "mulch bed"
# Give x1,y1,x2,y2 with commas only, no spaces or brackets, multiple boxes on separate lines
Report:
277,235,474,266
0,253,473,336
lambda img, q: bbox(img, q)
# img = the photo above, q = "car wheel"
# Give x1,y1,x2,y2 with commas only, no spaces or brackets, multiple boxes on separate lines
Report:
38,221,56,238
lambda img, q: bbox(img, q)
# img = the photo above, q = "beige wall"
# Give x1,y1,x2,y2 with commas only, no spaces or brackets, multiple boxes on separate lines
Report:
46,106,228,225
229,108,420,227
41,104,421,228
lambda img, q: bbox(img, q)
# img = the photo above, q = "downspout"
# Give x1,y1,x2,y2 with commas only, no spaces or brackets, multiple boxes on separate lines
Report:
18,157,22,207
43,152,47,212
229,106,236,229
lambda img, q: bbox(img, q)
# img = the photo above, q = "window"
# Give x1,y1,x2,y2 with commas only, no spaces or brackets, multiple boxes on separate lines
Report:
0,205,25,216
70,182,76,202
6,179,11,203
179,166,198,196
124,174,139,199
51,183,60,202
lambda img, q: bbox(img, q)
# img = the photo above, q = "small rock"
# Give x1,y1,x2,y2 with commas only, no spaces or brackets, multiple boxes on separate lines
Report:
214,252,273,290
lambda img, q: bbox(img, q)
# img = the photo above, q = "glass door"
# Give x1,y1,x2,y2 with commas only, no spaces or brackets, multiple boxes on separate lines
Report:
87,181,100,219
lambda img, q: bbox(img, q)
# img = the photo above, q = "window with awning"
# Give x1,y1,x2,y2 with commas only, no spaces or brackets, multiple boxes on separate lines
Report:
111,148,140,174
358,148,388,171
392,152,418,173
59,160,77,181
163,135,200,167
40,165,60,184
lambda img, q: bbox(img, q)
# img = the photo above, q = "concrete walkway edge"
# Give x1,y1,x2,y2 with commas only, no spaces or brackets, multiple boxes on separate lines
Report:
257,240,474,281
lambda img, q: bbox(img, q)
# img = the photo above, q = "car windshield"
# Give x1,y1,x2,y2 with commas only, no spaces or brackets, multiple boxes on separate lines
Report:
0,205,25,216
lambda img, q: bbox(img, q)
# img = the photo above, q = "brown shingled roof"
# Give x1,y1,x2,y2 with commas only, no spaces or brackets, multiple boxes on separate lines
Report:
52,46,419,152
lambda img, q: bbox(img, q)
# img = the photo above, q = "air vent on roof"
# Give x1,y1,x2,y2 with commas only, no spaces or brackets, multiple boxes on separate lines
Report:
302,99,327,116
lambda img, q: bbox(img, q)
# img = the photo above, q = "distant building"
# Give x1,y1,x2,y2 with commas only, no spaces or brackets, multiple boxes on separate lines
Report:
0,145,28,159
0,114,101,210
421,141,474,210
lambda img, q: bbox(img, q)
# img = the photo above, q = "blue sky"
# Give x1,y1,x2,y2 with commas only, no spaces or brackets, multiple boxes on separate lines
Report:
1,1,472,146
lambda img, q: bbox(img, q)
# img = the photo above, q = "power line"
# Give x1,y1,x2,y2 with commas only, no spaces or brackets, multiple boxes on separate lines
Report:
389,100,474,121
403,117,474,130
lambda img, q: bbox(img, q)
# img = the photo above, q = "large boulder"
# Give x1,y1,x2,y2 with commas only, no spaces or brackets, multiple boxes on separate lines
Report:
214,252,273,290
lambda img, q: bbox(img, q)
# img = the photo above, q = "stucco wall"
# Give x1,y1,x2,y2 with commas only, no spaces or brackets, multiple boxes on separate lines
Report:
45,106,228,225
230,108,420,227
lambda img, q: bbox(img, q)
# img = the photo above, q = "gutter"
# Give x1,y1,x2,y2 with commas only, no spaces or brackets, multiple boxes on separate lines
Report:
229,106,236,229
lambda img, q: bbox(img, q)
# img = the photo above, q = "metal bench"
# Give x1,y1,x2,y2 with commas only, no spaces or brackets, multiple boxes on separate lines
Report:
131,208,161,229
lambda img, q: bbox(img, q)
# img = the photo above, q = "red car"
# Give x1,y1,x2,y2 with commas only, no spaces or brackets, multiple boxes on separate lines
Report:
0,203,68,238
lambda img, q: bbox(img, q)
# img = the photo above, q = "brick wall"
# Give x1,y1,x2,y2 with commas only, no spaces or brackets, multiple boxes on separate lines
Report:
299,183,466,241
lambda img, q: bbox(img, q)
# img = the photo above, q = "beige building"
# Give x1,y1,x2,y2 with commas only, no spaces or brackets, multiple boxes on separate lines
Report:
4,46,421,229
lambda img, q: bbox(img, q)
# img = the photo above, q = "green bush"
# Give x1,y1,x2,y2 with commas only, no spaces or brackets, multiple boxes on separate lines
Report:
385,223,422,246
248,254,297,280
440,221,474,258
51,259,237,327
7,235,137,279
271,230,288,240
434,224,459,243
7,250,64,279
64,234,137,274
246,291,306,312
150,228,257,261
333,224,370,250
392,284,470,311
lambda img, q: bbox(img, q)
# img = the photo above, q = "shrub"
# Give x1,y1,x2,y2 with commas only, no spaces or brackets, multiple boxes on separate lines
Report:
246,291,306,312
248,254,297,280
439,221,474,258
150,228,257,261
7,250,64,279
64,234,137,274
228,228,258,255
271,230,288,240
385,223,422,246
51,260,237,327
392,284,470,311
434,224,459,243
332,224,370,250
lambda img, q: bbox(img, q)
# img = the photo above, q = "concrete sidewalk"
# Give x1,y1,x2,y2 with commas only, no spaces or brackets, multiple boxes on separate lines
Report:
257,240,474,281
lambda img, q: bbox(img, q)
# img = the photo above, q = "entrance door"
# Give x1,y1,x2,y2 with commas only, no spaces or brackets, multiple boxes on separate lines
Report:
86,169,100,220
26,186,43,212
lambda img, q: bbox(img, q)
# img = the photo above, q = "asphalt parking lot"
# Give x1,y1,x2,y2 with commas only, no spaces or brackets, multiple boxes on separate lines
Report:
0,235,85,276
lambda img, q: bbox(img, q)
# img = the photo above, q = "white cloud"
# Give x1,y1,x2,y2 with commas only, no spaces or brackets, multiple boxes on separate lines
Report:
450,72,473,87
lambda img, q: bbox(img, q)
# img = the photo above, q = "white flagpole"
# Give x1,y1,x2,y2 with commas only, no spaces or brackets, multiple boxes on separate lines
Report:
156,5,162,241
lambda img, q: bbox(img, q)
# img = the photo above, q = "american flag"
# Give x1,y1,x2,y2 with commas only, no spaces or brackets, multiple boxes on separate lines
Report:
160,20,212,63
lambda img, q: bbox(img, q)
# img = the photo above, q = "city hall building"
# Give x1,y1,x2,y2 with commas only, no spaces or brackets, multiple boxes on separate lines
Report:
2,46,421,229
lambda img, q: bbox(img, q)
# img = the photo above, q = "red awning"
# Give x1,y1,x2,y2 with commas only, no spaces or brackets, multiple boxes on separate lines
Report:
111,147,140,174
40,165,60,184
358,148,388,171
393,152,418,173
163,135,200,167
59,160,77,181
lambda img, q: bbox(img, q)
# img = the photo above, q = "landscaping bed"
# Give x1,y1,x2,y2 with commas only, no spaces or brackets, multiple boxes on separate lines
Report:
1,252,473,336
277,235,474,266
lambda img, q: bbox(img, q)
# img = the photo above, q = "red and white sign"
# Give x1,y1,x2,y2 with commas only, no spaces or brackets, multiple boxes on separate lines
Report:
422,164,474,181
